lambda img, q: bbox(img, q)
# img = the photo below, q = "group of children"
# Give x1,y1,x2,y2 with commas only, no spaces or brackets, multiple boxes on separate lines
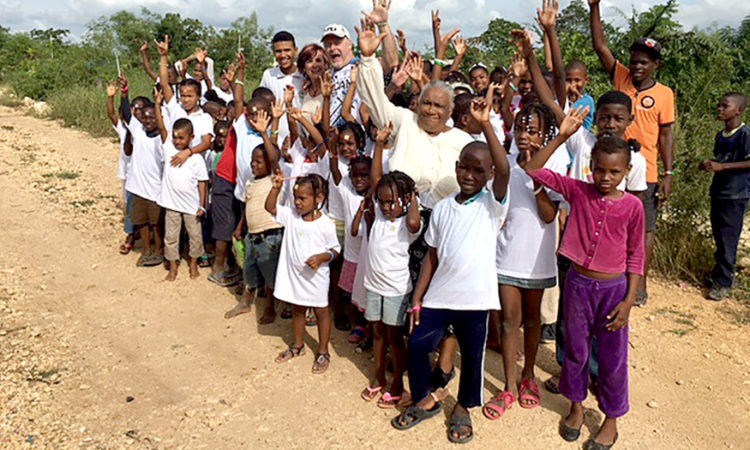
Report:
106,0,748,446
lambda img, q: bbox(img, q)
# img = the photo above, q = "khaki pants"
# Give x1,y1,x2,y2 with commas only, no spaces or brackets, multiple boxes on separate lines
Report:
164,209,203,261
541,211,563,325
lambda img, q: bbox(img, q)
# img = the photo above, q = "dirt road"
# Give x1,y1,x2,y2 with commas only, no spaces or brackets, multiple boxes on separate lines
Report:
1,106,749,449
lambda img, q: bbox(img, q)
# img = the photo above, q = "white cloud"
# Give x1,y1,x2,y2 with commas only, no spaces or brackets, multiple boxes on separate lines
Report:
1,0,747,49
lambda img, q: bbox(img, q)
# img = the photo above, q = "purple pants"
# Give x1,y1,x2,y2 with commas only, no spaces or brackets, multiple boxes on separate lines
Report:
559,270,629,418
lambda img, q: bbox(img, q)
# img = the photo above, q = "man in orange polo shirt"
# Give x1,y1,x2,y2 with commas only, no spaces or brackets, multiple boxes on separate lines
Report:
589,0,675,308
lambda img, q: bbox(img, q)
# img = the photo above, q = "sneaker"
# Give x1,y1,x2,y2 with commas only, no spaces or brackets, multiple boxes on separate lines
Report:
540,323,556,343
707,285,729,301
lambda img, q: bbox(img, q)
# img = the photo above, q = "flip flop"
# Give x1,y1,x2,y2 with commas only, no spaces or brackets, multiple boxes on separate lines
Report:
391,403,443,431
377,392,402,409
583,433,618,450
311,352,330,374
482,391,514,420
305,310,317,327
447,413,473,444
519,378,541,409
280,307,293,320
544,376,560,394
361,385,382,402
207,272,240,287
119,242,133,255
348,326,367,343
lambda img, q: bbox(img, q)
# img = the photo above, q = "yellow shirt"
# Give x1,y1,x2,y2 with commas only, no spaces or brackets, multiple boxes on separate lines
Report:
245,176,283,234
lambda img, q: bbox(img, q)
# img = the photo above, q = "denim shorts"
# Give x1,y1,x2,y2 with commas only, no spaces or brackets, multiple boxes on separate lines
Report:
243,229,282,290
364,290,409,326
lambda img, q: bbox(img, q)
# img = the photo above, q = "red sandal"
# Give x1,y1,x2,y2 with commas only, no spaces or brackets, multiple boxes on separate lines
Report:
482,391,515,420
519,378,540,409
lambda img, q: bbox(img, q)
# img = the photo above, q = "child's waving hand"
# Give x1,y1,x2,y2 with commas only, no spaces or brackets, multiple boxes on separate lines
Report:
249,109,270,133
375,121,394,144
154,35,169,56
536,0,559,28
558,105,589,138
320,71,333,98
283,85,295,107
271,99,285,121
271,167,284,190
106,80,117,98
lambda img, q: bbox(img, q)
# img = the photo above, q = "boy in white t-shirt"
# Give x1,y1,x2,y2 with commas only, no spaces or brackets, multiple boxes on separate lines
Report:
106,81,135,255
154,94,208,281
155,36,213,169
391,95,510,444
119,77,164,268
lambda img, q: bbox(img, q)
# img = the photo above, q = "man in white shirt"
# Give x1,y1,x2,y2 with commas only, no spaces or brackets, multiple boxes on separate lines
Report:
260,31,305,145
356,22,473,208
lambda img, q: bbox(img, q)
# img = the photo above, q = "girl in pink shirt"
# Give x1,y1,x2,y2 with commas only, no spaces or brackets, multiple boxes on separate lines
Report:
524,108,645,450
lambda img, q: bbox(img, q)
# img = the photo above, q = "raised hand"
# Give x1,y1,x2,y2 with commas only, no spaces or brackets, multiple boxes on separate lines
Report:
153,86,164,105
396,29,408,54
431,10,460,58
154,35,169,56
361,0,391,25
271,99,285,120
558,105,589,137
391,57,410,87
249,109,270,132
405,52,424,81
117,74,128,90
236,51,246,70
283,85,295,107
355,17,387,58
195,48,208,63
510,53,528,78
225,63,236,83
470,97,491,124
288,107,303,121
510,29,533,57
375,121,394,144
453,35,467,56
537,0,559,28
106,80,117,98
311,107,322,125
320,70,333,97
139,41,148,53
271,167,284,189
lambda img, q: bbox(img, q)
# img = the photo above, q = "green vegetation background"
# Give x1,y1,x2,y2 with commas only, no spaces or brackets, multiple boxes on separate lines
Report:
1,1,749,316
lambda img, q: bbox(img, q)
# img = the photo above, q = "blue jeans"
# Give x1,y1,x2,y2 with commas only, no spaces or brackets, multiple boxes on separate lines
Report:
124,191,134,235
243,229,282,290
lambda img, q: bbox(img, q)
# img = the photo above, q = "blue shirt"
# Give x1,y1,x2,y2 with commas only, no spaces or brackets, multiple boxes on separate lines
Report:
710,124,750,199
573,94,596,131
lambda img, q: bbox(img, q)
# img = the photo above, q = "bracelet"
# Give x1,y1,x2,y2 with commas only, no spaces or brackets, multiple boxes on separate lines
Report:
508,81,518,93
433,59,447,68
665,170,675,176
120,85,129,94
410,304,422,313
188,148,194,155
198,206,206,213
328,250,336,261
234,80,244,86
533,186,544,196
270,131,279,136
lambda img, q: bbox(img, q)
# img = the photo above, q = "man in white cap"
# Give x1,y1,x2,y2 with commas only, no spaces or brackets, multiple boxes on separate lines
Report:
322,0,398,126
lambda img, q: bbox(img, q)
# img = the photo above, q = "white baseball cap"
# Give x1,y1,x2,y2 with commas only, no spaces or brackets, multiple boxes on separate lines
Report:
321,23,351,41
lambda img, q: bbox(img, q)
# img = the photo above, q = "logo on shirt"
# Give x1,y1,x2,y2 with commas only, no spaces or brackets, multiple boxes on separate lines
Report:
640,95,655,110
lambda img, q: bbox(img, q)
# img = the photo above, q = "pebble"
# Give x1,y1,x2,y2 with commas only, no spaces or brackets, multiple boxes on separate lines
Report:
79,384,90,390
647,315,655,321
647,400,659,408
676,380,684,385
126,396,134,403
703,353,711,359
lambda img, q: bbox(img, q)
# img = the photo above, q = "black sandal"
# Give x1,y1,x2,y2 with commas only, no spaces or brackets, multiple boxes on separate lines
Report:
559,422,582,442
583,433,618,450
275,345,305,363
391,403,443,430
447,413,473,444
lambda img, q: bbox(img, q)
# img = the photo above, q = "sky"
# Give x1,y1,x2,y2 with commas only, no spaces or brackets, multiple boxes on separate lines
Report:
1,0,747,49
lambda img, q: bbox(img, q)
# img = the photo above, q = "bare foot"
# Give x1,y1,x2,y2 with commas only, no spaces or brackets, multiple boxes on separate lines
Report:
258,306,276,324
189,259,200,279
165,262,178,281
224,303,251,319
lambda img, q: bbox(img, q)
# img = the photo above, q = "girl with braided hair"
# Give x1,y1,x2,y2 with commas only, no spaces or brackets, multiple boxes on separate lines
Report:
355,122,421,409
265,172,340,374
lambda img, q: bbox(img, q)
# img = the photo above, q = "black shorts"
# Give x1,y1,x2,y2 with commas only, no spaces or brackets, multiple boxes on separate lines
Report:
643,183,659,233
210,176,242,242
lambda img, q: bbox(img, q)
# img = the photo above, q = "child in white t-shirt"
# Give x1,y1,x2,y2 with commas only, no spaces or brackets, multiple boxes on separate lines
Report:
155,93,208,281
266,172,340,374
488,103,571,419
279,107,329,208
106,81,135,255
355,123,421,409
327,122,371,335
391,96,510,444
